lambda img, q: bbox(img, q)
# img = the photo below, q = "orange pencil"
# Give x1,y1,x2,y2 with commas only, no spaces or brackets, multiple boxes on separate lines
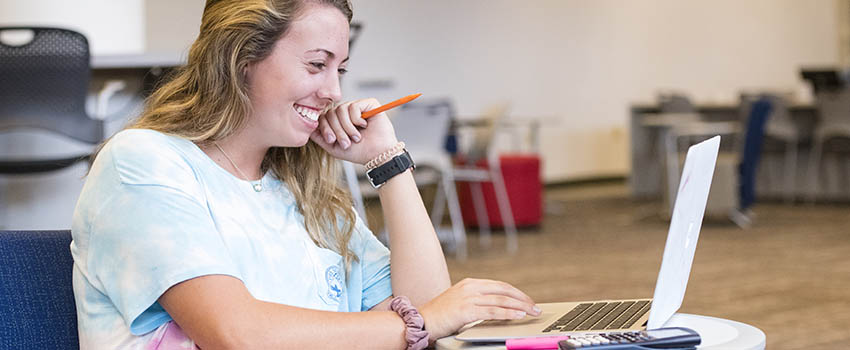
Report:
361,93,422,119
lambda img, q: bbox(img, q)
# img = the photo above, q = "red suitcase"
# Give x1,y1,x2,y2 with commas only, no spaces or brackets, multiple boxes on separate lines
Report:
455,154,542,228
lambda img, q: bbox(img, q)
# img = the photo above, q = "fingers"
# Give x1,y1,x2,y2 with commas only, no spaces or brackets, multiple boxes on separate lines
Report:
340,103,363,143
478,306,530,320
322,101,370,150
347,102,368,129
460,278,538,312
325,108,351,149
310,130,330,149
318,111,336,145
314,98,397,164
473,294,538,317
420,278,541,340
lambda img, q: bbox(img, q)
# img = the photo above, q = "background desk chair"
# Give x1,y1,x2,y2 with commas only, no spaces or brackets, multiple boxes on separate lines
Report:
1,27,106,229
658,92,698,114
342,100,521,258
662,120,741,223
807,89,850,202
0,27,102,174
0,230,79,349
738,93,800,204
646,92,743,224
452,103,518,253
341,100,469,258
387,100,469,259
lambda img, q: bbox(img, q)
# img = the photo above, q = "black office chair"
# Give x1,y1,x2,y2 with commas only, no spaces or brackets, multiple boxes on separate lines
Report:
0,230,79,349
0,27,102,174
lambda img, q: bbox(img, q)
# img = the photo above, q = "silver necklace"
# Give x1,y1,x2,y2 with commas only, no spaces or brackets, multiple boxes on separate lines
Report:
214,142,263,192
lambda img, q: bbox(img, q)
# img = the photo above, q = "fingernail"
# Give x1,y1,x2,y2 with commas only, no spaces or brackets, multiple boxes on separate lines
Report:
325,133,335,144
351,134,361,142
340,139,350,149
533,306,542,314
515,311,526,319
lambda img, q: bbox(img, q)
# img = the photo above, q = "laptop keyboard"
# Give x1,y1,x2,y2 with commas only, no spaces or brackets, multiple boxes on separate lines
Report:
541,300,651,332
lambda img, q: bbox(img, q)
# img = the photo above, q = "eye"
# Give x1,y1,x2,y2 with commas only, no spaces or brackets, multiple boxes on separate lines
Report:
338,67,348,75
310,62,326,70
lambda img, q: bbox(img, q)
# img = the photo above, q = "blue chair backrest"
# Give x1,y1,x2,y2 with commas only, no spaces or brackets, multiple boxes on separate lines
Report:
0,230,79,349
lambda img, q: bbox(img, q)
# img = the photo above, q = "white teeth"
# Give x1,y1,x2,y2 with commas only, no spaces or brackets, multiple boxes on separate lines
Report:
295,105,319,121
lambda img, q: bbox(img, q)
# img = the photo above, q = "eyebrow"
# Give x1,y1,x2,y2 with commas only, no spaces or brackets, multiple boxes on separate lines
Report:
308,48,350,63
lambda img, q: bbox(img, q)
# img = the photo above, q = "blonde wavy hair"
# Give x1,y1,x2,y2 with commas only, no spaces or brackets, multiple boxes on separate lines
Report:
96,0,359,269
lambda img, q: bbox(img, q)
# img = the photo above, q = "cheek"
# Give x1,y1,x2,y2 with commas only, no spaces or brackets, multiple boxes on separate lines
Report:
246,74,280,106
289,76,324,98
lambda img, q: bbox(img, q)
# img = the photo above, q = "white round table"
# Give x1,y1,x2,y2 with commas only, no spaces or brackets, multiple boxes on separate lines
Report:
435,313,765,350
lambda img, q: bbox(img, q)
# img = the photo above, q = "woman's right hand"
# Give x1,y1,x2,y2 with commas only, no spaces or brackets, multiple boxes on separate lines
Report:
310,98,399,165
418,278,542,342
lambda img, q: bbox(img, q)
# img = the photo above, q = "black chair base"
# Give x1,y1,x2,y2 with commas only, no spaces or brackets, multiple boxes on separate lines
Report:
0,155,89,174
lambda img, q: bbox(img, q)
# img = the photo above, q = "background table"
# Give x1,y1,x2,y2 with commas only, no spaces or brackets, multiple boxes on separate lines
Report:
627,102,846,201
435,313,765,350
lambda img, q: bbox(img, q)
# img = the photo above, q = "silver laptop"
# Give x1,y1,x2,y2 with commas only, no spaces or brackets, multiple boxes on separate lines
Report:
456,136,721,342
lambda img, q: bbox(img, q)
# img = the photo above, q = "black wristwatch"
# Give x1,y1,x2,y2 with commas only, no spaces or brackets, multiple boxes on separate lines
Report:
366,150,415,188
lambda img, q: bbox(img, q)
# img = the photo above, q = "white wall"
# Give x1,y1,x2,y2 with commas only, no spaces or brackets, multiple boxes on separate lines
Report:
12,0,831,181
0,0,144,54
144,0,203,54
0,0,840,229
344,0,840,181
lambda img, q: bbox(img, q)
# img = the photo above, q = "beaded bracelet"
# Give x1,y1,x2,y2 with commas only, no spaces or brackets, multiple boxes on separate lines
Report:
390,296,429,350
365,141,406,170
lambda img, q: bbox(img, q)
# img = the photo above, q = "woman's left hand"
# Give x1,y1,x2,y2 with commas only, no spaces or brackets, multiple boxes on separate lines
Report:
310,98,399,165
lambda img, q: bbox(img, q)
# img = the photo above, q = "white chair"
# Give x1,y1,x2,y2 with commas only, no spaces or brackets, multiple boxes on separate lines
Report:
342,100,520,259
807,88,850,202
453,103,518,253
341,100,468,258
390,100,468,259
661,119,741,225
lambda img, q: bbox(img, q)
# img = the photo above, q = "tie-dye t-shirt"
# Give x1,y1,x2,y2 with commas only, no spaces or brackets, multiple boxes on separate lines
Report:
70,129,392,349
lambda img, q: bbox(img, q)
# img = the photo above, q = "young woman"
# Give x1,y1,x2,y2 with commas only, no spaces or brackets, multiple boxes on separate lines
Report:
71,0,540,349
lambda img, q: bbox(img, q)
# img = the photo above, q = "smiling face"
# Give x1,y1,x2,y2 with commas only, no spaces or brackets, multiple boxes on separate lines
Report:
243,3,350,148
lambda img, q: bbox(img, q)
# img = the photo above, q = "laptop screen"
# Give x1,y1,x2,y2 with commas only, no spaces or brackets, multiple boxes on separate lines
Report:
647,136,720,329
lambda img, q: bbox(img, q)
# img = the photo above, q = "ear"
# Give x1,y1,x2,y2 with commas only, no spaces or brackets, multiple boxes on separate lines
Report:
241,62,253,87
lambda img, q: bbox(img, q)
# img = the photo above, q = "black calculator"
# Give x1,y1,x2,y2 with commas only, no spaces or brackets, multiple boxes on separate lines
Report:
557,327,701,349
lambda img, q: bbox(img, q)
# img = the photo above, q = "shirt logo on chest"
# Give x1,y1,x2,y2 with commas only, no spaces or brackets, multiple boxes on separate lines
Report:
325,265,343,302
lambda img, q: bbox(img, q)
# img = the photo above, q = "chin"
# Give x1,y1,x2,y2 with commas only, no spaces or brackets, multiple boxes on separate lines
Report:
288,134,312,148
296,137,312,147
273,131,313,148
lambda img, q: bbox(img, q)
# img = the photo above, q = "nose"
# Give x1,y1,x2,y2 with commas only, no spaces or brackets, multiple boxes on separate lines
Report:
318,72,342,103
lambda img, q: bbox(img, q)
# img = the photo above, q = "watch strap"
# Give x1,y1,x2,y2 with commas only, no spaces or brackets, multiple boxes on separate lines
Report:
366,150,415,188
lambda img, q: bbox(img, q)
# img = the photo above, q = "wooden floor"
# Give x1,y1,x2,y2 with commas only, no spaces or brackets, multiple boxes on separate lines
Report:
369,181,850,349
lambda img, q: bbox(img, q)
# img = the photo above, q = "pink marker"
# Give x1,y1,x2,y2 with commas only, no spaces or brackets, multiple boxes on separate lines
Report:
505,335,571,350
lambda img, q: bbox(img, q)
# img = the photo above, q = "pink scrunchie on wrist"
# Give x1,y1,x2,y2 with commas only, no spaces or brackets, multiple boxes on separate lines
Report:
390,296,430,350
